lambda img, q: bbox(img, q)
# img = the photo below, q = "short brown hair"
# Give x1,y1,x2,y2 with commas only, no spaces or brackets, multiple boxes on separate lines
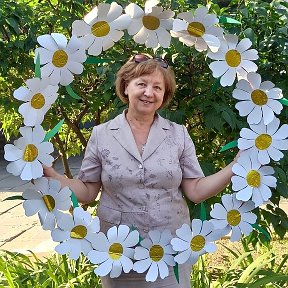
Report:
115,57,176,108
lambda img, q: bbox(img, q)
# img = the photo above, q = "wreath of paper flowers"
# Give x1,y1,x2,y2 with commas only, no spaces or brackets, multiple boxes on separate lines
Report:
4,0,287,283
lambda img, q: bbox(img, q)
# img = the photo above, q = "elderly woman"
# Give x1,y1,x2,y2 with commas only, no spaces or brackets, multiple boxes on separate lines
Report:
44,54,237,287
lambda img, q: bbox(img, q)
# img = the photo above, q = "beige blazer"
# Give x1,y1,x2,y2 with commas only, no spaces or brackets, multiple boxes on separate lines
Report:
78,110,204,237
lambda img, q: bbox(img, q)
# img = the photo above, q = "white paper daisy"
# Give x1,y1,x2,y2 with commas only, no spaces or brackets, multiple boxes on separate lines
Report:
233,72,283,125
125,3,174,48
133,229,175,282
238,117,288,165
13,77,58,126
207,34,259,87
51,207,100,260
22,177,71,230
87,225,139,278
210,194,257,241
231,152,277,207
34,33,87,86
171,219,218,265
171,6,223,52
72,2,131,56
4,125,54,180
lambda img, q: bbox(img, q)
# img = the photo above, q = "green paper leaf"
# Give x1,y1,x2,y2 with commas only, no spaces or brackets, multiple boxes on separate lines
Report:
44,119,65,142
220,140,238,152
4,195,25,201
65,85,81,100
85,56,112,64
219,16,241,24
211,78,220,94
251,223,271,241
71,190,79,208
173,263,180,283
35,53,41,78
200,202,206,221
279,98,288,106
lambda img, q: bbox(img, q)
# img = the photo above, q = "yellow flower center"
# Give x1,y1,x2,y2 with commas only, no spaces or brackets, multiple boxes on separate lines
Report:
246,170,261,187
52,50,68,68
142,15,160,30
70,225,87,239
227,210,241,226
255,134,272,150
187,22,206,37
225,50,241,67
23,144,38,162
190,235,205,252
251,89,268,106
31,93,45,109
109,243,123,260
149,244,164,262
42,195,55,212
91,21,110,37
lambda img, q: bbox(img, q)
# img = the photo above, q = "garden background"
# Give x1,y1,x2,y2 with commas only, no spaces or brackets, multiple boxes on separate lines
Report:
0,0,287,287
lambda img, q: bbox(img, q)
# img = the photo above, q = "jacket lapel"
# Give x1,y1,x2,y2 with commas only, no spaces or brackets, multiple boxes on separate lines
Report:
109,111,170,163
142,115,170,161
109,111,142,163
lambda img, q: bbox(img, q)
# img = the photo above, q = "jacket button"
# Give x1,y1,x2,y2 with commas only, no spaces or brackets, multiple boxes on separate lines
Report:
139,164,143,169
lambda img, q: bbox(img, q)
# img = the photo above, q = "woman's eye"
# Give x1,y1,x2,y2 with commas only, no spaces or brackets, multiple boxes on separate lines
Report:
138,83,145,86
155,86,161,90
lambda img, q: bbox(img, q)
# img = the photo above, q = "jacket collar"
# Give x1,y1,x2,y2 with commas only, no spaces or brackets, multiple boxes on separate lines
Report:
108,109,170,163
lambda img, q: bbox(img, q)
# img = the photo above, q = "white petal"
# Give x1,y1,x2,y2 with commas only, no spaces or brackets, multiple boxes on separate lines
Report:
158,260,169,279
272,124,288,139
247,106,263,125
156,28,171,48
221,194,234,210
55,241,71,255
106,2,123,22
133,27,149,44
232,176,248,191
125,3,144,18
235,186,253,201
145,30,158,48
88,39,103,56
72,20,90,37
120,256,133,273
4,144,23,161
127,18,143,35
174,249,191,264
123,230,139,247
235,101,255,117
52,229,70,242
202,34,220,52
233,88,251,101
210,203,227,219
88,250,108,264
237,38,252,53
191,219,203,235
149,230,161,244
258,150,270,165
37,34,58,51
220,68,236,87
110,261,122,278
51,33,68,49
110,14,131,30
175,224,192,242
93,259,113,276
247,72,261,89
267,146,284,161
133,258,152,273
209,61,228,78
230,226,242,242
170,238,190,252
146,261,159,282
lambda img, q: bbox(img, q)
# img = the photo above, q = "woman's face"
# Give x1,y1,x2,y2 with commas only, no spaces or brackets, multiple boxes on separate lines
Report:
124,69,165,117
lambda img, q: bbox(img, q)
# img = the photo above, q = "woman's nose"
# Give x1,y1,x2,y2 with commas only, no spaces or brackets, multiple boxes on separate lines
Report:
144,85,153,96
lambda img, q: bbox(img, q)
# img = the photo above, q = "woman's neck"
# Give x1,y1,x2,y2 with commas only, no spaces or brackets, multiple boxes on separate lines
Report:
125,109,155,130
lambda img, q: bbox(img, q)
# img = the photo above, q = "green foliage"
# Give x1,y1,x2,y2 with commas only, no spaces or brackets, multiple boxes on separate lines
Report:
0,0,287,240
0,251,101,287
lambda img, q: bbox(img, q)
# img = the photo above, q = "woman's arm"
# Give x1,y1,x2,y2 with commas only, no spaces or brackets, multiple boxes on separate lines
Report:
181,160,236,204
43,166,101,204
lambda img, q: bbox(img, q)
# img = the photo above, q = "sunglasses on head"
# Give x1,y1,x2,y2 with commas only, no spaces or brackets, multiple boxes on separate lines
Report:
133,54,169,69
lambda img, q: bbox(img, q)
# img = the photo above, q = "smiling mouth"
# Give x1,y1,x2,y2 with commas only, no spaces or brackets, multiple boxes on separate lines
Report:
140,99,153,104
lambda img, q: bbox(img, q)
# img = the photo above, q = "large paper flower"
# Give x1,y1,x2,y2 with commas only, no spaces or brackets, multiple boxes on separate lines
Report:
13,77,58,126
87,225,139,278
4,125,54,180
34,33,87,86
72,2,131,56
171,6,223,52
133,230,175,282
207,34,259,87
233,72,283,125
22,177,71,230
125,2,174,48
238,117,288,165
231,152,277,207
51,207,100,260
210,194,257,242
171,219,218,265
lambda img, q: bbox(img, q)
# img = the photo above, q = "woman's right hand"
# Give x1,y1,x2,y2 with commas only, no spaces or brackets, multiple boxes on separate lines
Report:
43,165,60,179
